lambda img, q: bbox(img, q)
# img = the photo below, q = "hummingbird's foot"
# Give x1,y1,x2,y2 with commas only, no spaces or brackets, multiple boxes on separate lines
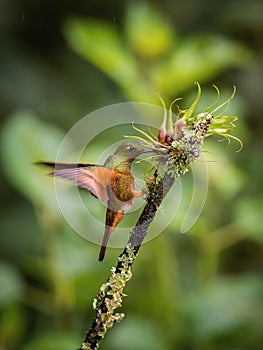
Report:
133,190,143,198
140,187,149,200
132,189,148,200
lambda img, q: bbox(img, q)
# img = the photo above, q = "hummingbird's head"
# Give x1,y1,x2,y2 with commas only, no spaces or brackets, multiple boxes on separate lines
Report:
116,142,151,160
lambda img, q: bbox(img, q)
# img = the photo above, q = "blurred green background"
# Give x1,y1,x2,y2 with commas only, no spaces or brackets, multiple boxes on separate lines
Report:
1,0,263,349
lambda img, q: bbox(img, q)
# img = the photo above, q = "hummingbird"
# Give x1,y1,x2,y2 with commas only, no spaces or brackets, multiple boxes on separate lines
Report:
39,142,150,261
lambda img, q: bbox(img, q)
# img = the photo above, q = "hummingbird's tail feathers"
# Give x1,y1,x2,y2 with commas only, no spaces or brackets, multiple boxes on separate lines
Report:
99,208,124,261
99,245,107,261
98,223,114,262
99,224,112,261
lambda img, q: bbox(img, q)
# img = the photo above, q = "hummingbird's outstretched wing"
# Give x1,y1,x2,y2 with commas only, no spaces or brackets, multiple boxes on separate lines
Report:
39,162,113,203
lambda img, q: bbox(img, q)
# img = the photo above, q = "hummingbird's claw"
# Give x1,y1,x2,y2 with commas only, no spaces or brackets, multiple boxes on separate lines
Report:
141,186,149,200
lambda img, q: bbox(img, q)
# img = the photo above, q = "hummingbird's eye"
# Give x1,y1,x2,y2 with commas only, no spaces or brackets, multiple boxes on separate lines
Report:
127,145,135,152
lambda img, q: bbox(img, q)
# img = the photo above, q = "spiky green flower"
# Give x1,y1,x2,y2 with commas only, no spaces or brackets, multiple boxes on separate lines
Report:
126,83,243,156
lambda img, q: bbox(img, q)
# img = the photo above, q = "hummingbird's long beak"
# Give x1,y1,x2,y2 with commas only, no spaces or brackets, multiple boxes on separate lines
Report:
140,148,153,154
135,148,152,160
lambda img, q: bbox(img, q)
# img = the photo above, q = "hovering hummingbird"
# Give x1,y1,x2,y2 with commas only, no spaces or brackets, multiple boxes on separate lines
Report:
39,142,150,261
